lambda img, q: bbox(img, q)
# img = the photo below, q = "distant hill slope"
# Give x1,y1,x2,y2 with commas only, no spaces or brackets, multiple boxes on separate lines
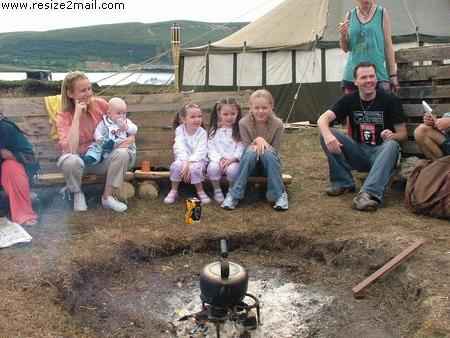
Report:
0,21,247,71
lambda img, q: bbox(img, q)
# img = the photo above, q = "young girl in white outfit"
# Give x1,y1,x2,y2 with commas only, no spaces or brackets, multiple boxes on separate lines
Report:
164,103,211,204
207,97,244,203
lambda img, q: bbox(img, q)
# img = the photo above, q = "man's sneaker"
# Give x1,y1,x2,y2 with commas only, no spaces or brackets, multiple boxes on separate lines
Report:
213,189,225,203
352,192,379,212
197,191,211,204
326,185,356,196
102,196,127,212
74,192,87,212
221,193,239,210
273,192,289,211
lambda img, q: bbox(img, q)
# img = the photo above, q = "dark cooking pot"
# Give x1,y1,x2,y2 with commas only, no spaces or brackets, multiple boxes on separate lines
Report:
199,240,248,307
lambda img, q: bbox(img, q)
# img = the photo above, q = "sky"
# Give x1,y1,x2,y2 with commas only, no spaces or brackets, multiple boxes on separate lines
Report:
0,0,286,33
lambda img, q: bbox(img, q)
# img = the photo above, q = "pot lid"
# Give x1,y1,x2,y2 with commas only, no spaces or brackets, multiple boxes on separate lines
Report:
204,261,246,279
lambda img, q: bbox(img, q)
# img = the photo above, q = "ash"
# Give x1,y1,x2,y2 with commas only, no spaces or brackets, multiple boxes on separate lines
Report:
165,276,333,338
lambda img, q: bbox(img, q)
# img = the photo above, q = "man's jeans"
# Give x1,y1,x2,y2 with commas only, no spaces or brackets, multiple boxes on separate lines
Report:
320,130,400,202
229,147,285,202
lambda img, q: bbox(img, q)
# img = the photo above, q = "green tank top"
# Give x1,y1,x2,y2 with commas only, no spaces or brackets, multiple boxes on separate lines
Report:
343,5,389,82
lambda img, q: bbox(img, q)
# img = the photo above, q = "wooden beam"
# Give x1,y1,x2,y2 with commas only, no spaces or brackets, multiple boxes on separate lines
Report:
37,171,134,187
396,45,450,64
403,104,450,118
398,64,450,82
352,240,426,299
134,170,293,185
397,85,450,100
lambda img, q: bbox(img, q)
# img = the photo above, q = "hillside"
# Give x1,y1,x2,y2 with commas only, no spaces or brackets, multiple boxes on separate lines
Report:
0,21,246,71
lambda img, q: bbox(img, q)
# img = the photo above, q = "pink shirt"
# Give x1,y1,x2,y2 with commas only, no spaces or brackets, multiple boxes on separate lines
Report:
56,98,108,155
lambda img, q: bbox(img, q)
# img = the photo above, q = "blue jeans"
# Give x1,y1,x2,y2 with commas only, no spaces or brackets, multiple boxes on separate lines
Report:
320,130,400,202
229,147,285,202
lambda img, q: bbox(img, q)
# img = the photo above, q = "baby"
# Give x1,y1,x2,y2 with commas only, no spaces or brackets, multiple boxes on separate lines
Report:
82,97,137,167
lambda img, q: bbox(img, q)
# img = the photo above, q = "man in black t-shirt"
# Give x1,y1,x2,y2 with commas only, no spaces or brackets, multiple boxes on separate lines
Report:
317,62,407,211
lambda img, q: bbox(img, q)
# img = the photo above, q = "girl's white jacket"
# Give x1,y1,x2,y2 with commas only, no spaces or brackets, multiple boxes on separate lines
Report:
173,125,208,162
207,127,244,163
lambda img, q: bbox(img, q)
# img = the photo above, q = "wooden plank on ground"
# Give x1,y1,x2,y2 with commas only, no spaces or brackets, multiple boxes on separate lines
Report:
397,85,450,100
352,240,426,299
396,45,450,64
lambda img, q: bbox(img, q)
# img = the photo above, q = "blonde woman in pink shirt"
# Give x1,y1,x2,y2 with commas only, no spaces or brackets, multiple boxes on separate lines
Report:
56,71,134,212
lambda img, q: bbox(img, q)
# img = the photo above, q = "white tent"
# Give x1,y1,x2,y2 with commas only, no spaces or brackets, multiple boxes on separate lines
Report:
179,0,450,121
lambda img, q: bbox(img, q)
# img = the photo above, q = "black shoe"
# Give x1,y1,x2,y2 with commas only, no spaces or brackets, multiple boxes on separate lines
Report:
352,192,379,212
326,186,356,196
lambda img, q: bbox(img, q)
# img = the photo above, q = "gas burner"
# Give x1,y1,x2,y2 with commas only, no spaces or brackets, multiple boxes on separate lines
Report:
178,240,262,338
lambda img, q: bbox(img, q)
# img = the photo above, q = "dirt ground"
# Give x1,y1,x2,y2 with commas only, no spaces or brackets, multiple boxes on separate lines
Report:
0,128,449,338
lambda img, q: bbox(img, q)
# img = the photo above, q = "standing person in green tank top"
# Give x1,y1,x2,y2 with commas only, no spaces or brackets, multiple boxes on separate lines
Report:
338,0,399,95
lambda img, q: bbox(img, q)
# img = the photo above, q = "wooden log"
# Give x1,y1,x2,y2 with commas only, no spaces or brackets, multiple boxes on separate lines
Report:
134,170,293,185
352,240,426,299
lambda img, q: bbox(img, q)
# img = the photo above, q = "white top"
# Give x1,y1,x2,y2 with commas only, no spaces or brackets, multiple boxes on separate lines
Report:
208,127,245,162
94,115,138,143
173,125,208,162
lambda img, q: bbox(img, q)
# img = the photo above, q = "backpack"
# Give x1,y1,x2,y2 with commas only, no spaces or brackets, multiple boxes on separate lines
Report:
405,156,450,219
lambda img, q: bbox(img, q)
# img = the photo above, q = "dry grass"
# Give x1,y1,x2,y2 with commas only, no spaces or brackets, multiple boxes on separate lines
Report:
0,128,449,338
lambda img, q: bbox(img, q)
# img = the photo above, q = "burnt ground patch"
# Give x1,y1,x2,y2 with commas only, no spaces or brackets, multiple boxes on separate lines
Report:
52,234,425,338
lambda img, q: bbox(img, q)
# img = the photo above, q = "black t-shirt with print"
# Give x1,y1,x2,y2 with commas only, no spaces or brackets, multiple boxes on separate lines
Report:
331,90,407,145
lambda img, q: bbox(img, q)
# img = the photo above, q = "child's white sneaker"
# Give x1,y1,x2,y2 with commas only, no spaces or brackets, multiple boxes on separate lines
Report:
102,196,127,212
197,191,211,204
213,189,225,203
164,190,178,204
221,193,239,210
74,192,87,212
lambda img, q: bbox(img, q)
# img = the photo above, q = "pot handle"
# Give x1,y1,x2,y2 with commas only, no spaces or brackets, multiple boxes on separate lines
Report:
220,239,228,258
220,260,230,279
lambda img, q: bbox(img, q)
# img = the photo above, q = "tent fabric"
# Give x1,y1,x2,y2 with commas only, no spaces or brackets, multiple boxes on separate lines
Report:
209,54,234,86
266,51,292,85
211,0,328,50
182,55,206,86
237,53,263,86
296,49,322,83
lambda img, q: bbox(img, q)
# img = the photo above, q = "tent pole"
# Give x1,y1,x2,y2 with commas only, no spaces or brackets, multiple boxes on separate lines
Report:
171,23,181,92
237,41,247,94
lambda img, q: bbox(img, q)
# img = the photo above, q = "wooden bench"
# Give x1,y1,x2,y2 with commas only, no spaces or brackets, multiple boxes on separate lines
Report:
396,44,450,156
1,91,295,190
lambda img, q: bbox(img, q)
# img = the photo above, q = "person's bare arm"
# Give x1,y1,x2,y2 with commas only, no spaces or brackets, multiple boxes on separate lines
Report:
338,12,351,53
383,9,398,90
381,123,407,142
317,110,342,154
66,100,86,154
